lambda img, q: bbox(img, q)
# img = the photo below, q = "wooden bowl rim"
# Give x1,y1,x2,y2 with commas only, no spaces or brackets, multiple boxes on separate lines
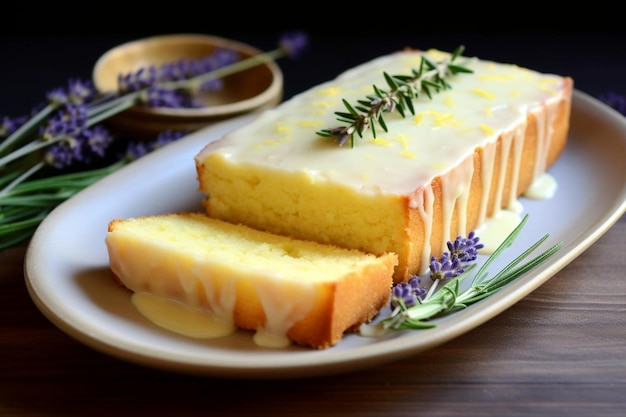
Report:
92,33,283,118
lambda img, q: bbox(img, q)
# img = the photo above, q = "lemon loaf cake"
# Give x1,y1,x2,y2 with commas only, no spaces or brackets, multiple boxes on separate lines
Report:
195,48,573,283
105,212,398,349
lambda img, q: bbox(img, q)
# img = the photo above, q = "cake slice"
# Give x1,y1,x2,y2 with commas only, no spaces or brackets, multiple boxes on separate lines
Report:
195,48,573,283
105,212,398,349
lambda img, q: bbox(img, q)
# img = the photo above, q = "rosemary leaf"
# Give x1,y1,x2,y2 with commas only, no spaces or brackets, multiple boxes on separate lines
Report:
317,45,474,147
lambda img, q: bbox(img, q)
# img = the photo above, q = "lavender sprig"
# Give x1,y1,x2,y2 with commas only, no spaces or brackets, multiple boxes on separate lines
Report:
0,31,309,250
0,31,308,170
116,48,240,108
363,214,562,333
317,45,473,147
424,231,485,299
93,31,309,118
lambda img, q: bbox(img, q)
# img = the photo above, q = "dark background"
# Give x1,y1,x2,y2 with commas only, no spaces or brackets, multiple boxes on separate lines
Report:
1,6,625,119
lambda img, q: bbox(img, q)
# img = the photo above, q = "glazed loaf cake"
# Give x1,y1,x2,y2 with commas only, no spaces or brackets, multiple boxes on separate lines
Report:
105,212,398,349
195,48,573,283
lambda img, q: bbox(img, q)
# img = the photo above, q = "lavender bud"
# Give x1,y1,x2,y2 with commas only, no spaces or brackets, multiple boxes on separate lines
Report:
429,253,463,281
46,87,69,106
279,31,308,58
447,231,484,263
142,87,194,108
153,130,187,148
84,125,114,158
67,79,96,104
390,275,426,309
45,136,82,169
123,140,151,161
0,115,27,138
597,91,626,116
40,104,88,140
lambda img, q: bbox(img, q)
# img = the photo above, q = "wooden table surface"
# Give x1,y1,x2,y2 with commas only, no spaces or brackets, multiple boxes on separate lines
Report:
1,25,626,417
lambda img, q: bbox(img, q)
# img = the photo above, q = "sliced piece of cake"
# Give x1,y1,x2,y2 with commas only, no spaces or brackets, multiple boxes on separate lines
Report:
105,212,398,349
195,48,573,283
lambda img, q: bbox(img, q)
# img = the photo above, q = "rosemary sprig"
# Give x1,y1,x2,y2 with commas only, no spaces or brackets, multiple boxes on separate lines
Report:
317,45,474,147
362,214,563,334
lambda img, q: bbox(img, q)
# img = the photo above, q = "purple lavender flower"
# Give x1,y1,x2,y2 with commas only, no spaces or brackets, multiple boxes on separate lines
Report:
46,79,96,106
117,47,239,108
122,129,187,162
447,230,484,263
83,125,115,158
597,91,626,116
159,59,192,82
153,130,188,148
118,69,147,93
122,140,151,161
44,124,114,169
142,87,197,108
429,252,464,281
199,48,239,73
2,33,311,250
279,31,309,58
37,99,116,169
391,275,427,308
46,87,70,106
114,32,307,110
199,80,224,93
44,136,82,169
39,104,88,141
67,79,96,104
118,66,159,92
0,115,27,138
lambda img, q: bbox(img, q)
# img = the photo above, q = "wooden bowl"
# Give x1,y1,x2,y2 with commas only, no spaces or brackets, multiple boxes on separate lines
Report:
92,33,283,138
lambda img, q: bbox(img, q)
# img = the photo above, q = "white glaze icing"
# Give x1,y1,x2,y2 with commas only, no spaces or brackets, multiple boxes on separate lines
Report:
476,209,524,254
131,292,236,338
525,172,558,200
199,49,563,195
